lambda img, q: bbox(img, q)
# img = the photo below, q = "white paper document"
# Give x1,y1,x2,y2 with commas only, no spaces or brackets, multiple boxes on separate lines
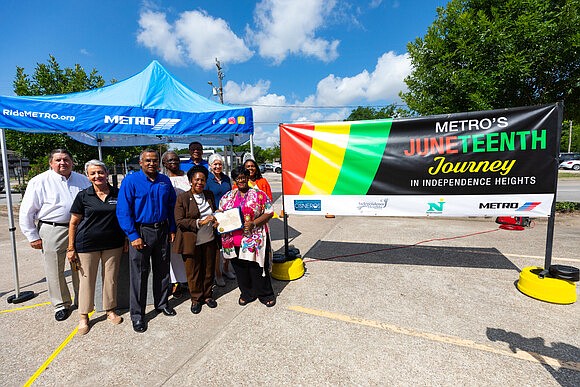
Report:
214,208,243,234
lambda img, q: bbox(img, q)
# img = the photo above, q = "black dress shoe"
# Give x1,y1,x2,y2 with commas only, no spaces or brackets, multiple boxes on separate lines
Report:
156,306,177,316
54,308,70,321
132,320,147,333
190,302,202,314
205,298,218,308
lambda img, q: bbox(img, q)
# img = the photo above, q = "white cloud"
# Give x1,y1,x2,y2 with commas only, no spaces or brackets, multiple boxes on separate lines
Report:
248,0,340,64
137,10,185,66
223,80,271,104
217,51,412,147
175,11,253,70
252,124,281,148
137,9,253,70
314,51,411,106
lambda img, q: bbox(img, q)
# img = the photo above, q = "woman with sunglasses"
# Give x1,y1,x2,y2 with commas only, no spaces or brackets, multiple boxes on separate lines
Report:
161,150,190,298
219,167,275,307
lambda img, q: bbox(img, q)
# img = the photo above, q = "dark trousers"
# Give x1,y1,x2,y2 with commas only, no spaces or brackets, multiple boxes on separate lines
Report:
230,247,274,303
128,225,171,321
183,240,217,303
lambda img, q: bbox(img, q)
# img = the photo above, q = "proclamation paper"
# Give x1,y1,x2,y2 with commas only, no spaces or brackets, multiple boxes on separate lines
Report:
214,208,243,234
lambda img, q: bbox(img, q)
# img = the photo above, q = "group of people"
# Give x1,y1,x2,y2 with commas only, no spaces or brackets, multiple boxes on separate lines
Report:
19,142,276,335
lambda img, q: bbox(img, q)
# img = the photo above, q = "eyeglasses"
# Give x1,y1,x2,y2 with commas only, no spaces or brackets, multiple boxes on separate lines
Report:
235,176,248,182
143,159,159,164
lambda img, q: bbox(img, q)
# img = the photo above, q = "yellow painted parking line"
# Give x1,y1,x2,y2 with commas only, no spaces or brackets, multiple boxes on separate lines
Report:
24,327,78,387
288,305,580,372
0,301,51,314
24,310,94,386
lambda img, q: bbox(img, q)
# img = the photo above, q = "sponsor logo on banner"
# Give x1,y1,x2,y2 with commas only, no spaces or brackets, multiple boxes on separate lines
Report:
479,202,519,209
516,202,541,211
103,115,181,130
219,118,228,124
426,198,445,214
228,117,236,124
357,198,388,211
294,200,322,211
237,116,246,124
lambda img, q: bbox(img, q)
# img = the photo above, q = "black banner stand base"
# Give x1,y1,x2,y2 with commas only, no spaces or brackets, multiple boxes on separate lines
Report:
7,291,36,304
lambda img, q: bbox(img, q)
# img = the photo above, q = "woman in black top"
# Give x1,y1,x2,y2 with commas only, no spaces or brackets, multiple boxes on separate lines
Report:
67,160,126,335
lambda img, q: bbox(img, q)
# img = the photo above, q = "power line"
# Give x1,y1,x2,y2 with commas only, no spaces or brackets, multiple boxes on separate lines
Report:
230,103,408,109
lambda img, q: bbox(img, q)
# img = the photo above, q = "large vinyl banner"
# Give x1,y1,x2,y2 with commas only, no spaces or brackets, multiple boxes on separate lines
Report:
280,104,562,217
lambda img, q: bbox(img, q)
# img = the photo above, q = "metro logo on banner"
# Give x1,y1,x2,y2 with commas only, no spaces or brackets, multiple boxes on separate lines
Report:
280,104,562,217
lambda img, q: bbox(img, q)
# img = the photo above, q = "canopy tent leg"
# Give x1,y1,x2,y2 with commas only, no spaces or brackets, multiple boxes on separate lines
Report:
250,134,255,161
97,138,103,161
0,129,36,304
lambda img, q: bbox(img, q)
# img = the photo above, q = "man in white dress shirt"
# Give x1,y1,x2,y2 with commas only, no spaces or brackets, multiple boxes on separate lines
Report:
19,149,90,321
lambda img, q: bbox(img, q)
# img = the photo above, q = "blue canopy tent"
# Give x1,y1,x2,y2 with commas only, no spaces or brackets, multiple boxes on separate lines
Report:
0,60,253,148
0,60,254,302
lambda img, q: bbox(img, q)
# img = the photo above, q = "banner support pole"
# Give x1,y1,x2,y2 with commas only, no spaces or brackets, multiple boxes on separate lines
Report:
274,123,300,263
0,128,36,304
543,101,564,271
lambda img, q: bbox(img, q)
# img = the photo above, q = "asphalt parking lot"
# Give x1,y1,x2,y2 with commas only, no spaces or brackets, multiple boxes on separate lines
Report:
0,172,579,386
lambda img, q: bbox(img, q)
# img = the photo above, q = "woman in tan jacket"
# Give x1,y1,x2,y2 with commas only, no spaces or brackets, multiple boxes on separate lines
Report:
174,165,219,314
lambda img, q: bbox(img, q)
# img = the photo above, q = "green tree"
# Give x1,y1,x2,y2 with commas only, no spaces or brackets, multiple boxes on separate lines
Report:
233,143,267,163
401,0,580,124
262,144,281,162
6,55,142,174
346,104,411,121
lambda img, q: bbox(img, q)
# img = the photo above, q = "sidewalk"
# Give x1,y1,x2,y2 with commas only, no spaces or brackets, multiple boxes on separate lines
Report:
1,207,579,385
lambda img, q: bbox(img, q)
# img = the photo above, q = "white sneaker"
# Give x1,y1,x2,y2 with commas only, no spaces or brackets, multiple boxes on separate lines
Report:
215,276,226,287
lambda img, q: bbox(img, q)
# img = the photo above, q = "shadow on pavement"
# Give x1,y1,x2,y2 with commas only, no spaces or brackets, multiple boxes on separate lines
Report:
303,241,520,270
487,328,580,387
268,217,301,242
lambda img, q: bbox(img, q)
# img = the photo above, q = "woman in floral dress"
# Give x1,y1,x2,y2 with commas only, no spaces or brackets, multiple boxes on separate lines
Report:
219,167,275,307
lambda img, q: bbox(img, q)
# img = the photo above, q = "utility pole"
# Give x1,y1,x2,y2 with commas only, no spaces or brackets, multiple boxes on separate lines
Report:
208,58,229,171
208,58,224,104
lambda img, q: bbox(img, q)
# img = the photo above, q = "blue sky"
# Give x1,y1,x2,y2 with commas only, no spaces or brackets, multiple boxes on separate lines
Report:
0,0,446,148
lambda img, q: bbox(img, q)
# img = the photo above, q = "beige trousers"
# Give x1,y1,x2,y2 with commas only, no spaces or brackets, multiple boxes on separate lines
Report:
76,247,123,314
39,223,79,311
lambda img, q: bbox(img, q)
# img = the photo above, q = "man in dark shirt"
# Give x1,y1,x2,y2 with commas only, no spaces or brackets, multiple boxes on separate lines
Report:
117,149,177,333
180,141,209,172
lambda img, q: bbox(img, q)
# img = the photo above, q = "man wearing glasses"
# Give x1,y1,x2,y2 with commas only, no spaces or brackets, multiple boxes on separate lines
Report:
180,141,209,172
117,149,177,333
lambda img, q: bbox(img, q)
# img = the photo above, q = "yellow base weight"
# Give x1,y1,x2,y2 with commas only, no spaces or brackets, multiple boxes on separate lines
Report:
271,258,305,281
517,266,577,304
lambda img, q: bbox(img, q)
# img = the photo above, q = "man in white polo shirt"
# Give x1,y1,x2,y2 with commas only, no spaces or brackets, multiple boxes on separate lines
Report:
19,149,90,321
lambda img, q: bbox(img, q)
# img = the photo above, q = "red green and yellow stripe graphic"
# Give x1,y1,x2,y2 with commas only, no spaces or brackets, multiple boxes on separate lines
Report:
280,120,392,195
